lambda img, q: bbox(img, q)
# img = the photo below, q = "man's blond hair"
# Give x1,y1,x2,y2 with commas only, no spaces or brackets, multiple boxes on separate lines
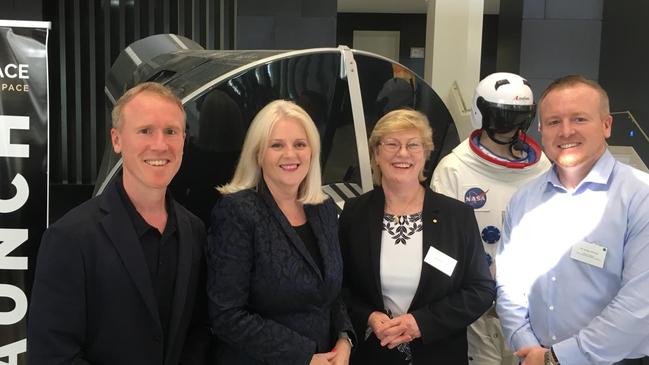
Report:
111,82,185,130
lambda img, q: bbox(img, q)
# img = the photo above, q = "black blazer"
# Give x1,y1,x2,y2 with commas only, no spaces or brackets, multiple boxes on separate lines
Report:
339,187,495,365
207,186,353,365
27,179,210,365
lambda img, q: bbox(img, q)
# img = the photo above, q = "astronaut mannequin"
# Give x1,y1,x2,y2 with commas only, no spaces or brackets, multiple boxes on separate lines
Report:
432,72,551,365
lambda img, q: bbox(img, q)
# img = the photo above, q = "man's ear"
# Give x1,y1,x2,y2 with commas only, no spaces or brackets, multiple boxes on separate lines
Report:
111,128,122,154
603,114,613,139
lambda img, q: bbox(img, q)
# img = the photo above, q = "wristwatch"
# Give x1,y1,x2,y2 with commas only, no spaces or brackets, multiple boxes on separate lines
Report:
544,347,560,365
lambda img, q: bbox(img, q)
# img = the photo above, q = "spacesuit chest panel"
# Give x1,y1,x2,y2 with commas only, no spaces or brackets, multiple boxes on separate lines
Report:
461,183,509,248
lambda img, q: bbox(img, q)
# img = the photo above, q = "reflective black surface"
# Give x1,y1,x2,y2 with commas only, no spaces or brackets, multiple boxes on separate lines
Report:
354,52,458,183
170,52,361,223
96,48,459,225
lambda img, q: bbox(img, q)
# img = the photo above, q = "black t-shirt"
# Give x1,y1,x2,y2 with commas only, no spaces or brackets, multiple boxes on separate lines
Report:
116,175,178,351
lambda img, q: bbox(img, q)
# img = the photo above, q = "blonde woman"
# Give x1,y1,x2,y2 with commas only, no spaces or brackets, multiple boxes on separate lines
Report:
339,109,495,365
207,100,354,365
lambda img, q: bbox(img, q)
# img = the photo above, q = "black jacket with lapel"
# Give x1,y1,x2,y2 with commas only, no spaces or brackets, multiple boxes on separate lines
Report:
207,186,354,365
28,179,210,365
339,187,495,365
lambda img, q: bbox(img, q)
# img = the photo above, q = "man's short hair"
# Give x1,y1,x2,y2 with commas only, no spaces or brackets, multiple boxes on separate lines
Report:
111,82,185,129
539,75,610,116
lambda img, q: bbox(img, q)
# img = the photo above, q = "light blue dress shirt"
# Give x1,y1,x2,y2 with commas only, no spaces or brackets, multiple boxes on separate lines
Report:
496,150,649,365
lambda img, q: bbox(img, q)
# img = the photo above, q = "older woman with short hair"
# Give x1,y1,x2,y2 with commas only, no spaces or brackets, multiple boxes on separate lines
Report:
207,100,353,365
339,109,495,365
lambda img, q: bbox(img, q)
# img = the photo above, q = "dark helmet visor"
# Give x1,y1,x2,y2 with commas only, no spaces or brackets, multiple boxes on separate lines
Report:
477,97,537,133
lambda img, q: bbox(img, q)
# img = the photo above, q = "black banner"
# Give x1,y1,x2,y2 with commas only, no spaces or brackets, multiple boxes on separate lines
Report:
0,20,50,364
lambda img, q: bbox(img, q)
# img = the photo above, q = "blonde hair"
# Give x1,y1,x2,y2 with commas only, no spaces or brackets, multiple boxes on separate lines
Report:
218,99,327,204
368,109,434,186
111,82,185,130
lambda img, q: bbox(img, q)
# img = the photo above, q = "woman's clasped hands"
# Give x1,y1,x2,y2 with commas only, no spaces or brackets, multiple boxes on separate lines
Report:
368,311,421,349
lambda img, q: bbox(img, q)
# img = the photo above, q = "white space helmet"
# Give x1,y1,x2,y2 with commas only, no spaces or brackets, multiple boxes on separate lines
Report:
471,72,536,144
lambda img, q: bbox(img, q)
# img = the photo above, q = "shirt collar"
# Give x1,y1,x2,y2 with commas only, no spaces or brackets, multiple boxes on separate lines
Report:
545,149,615,192
115,173,177,237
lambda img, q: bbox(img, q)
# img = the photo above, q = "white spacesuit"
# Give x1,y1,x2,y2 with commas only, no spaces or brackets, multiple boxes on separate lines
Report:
432,73,551,365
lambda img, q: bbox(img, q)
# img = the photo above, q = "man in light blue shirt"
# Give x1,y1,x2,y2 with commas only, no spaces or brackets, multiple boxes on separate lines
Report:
496,75,649,365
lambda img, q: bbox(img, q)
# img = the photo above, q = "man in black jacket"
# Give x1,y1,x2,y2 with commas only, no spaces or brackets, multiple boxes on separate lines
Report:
28,82,210,364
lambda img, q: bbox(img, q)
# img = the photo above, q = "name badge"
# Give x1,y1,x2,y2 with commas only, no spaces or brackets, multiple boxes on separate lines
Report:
570,241,607,268
424,246,457,277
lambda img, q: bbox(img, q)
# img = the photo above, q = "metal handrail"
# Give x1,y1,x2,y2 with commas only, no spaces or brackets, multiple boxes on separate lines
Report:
451,81,471,114
611,110,649,143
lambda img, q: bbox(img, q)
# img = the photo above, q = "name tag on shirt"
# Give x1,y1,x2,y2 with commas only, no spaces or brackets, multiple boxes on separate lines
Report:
424,246,457,277
570,241,607,268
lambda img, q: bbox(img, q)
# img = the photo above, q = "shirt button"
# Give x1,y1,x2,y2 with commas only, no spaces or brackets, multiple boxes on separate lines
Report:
552,335,557,341
551,276,556,281
549,305,554,311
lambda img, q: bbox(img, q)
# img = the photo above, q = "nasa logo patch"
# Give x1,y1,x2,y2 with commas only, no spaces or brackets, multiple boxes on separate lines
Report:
464,187,488,209
481,225,501,244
